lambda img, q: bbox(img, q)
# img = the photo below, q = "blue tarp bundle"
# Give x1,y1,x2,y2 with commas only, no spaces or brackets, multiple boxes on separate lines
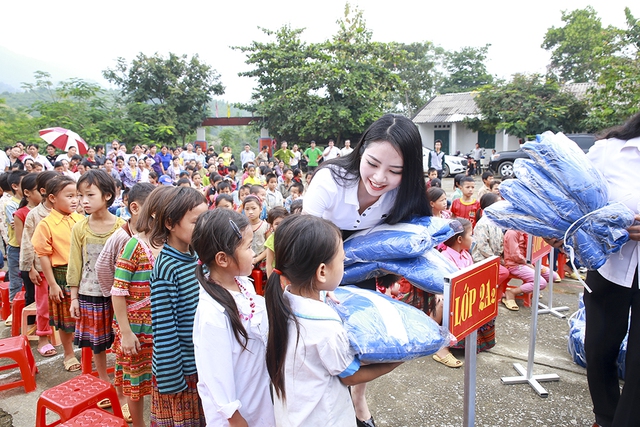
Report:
342,217,457,293
485,131,635,270
567,294,627,379
330,286,446,363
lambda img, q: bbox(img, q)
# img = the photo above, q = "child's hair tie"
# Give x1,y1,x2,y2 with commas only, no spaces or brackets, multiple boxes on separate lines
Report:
272,268,282,276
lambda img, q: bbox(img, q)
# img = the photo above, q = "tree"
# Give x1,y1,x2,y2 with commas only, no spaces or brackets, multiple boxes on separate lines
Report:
235,4,404,142
542,7,618,83
103,53,224,145
465,74,588,139
0,98,38,145
385,41,443,117
582,7,640,130
439,45,493,94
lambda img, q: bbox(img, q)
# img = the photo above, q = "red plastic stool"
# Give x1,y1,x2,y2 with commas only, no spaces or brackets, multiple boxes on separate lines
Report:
59,408,127,427
36,374,124,427
11,290,26,336
0,335,38,393
81,347,115,376
0,282,10,320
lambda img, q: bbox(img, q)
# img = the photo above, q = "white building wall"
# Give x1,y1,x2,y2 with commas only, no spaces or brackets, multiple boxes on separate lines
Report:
417,122,521,154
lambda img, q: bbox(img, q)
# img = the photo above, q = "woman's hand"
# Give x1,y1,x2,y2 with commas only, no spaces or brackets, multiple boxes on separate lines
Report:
543,237,564,249
627,215,640,241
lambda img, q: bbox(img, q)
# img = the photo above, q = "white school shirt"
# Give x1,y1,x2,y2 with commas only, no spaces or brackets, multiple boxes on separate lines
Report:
193,277,275,427
274,289,360,427
303,167,397,230
587,136,640,288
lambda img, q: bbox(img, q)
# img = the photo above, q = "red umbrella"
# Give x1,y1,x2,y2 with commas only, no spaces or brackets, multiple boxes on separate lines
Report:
39,127,89,155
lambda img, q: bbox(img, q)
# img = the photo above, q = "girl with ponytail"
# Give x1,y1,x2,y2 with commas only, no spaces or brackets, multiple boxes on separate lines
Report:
265,214,401,426
191,209,275,427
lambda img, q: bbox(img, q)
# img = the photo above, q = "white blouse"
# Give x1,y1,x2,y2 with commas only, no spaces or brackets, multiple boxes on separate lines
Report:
274,289,360,427
303,167,397,230
587,136,640,288
193,277,275,426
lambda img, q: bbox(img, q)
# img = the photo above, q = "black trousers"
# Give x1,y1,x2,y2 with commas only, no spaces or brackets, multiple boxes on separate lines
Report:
584,269,640,427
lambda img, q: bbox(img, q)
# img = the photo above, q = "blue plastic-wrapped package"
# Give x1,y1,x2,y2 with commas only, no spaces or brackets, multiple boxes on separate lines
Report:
329,286,446,363
341,248,458,294
523,132,609,211
484,131,635,270
567,294,628,379
343,223,433,266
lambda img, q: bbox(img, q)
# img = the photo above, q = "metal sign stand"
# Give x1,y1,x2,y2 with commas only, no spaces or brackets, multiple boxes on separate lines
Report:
444,281,480,427
501,238,559,397
463,330,478,427
538,250,570,318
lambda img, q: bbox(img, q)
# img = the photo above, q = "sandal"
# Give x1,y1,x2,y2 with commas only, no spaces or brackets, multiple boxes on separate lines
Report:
4,314,12,327
501,297,519,311
63,356,81,372
97,398,112,409
37,343,57,357
121,403,133,423
432,352,463,368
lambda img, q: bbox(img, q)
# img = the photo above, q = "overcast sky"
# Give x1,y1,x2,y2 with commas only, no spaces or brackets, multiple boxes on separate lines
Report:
1,0,634,102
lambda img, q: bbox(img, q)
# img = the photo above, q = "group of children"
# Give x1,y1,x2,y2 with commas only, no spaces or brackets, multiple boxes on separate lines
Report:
0,151,339,427
423,172,558,368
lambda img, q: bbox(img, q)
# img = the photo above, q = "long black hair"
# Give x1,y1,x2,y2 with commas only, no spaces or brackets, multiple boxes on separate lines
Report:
192,209,251,349
318,114,431,224
598,111,640,141
265,214,342,401
18,173,38,209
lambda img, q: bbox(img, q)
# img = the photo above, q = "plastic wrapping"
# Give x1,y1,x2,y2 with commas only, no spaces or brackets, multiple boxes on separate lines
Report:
484,131,635,270
344,223,433,266
567,294,628,379
342,248,458,294
329,286,446,363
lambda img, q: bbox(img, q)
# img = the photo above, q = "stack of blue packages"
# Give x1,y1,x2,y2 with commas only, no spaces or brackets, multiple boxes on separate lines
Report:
342,217,457,294
567,294,628,379
484,131,635,270
330,286,446,363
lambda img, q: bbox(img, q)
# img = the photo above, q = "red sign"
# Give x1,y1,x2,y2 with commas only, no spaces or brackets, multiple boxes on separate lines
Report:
527,235,551,264
446,257,500,342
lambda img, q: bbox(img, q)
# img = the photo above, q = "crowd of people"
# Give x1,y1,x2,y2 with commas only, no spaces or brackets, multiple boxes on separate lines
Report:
0,111,638,427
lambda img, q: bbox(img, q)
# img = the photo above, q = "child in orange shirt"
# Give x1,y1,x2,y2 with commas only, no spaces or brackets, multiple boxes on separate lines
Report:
450,176,480,228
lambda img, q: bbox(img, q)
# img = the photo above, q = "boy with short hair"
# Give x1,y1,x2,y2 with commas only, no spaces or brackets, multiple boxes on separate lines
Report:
477,171,494,199
426,168,438,188
264,173,284,211
450,176,481,228
285,182,304,213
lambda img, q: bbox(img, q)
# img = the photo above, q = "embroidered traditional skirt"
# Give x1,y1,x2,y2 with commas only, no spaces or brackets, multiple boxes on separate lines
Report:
73,294,114,352
49,265,75,333
150,374,205,427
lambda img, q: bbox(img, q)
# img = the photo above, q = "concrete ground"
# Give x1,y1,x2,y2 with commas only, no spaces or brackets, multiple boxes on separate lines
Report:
0,278,596,427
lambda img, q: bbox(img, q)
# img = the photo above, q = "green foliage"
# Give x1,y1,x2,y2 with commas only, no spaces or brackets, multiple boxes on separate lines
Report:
542,6,619,83
439,45,493,94
0,98,38,146
385,41,444,116
582,7,640,130
235,4,411,142
103,53,224,145
465,74,588,139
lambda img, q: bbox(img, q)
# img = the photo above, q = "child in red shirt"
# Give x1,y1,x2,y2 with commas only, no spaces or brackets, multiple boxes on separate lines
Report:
450,176,480,227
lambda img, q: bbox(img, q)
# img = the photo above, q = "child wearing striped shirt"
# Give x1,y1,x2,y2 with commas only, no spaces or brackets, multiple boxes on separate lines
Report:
149,187,208,427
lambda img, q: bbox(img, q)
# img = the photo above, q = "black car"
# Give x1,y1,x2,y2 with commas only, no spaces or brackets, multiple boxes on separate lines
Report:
489,134,596,178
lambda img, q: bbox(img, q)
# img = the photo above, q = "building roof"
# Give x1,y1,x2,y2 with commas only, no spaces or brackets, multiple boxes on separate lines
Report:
561,82,596,100
412,92,480,124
